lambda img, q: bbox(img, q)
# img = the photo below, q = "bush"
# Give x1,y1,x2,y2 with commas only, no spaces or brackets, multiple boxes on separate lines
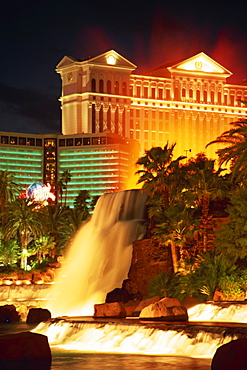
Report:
148,272,178,298
218,275,245,301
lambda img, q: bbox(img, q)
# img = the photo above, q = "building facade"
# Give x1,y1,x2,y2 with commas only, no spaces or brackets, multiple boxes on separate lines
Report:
56,50,247,159
0,131,139,207
1,50,247,206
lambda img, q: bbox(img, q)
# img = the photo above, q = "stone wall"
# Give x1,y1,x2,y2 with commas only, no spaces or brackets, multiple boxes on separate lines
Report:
127,239,173,300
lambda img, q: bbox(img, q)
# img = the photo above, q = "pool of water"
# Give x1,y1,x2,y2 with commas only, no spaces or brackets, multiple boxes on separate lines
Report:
51,349,211,370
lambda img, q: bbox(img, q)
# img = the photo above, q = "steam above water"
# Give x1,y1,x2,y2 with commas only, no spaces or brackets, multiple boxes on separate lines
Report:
46,190,147,317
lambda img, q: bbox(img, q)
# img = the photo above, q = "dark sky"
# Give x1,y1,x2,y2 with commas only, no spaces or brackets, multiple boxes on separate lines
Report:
1,0,247,134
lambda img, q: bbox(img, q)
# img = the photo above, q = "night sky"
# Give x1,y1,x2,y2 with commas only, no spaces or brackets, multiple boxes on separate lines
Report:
1,0,247,134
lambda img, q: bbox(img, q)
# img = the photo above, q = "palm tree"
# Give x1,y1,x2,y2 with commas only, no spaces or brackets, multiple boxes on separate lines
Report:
214,187,247,262
40,204,69,257
136,143,186,206
0,170,20,226
152,202,198,272
31,235,56,266
57,170,72,206
136,143,187,270
74,190,90,212
3,199,44,269
193,252,238,301
206,105,247,185
182,153,230,252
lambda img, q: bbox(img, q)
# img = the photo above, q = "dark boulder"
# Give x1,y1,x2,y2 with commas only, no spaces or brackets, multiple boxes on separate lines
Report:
211,338,247,370
0,305,20,323
0,331,51,362
26,308,51,324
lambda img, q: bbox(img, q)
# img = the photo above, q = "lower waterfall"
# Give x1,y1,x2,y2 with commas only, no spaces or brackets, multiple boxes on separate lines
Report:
33,317,245,358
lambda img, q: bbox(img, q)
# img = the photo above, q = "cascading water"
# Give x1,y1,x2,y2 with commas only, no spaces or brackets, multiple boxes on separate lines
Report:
32,189,247,363
45,190,147,317
34,317,246,358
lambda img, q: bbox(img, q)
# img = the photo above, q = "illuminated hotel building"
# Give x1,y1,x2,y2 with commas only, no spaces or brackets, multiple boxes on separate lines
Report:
0,131,139,207
57,50,247,159
1,50,247,206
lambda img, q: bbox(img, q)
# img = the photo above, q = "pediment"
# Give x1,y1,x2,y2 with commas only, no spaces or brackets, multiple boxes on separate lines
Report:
168,52,232,77
56,56,78,69
87,50,137,70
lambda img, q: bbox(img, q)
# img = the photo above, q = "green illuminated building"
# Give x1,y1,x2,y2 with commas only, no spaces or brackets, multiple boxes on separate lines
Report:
0,131,139,207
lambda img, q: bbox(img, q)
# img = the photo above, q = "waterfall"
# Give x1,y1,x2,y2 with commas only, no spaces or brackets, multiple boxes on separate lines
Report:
33,317,242,358
46,190,147,317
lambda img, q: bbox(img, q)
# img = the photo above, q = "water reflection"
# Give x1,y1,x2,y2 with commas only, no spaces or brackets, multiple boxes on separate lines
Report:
51,350,211,370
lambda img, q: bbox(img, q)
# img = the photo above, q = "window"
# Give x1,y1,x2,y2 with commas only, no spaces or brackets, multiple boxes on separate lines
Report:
59,139,65,147
174,87,179,101
211,91,215,104
182,88,186,99
83,138,91,145
27,138,35,146
151,88,155,99
99,79,104,93
114,81,119,94
218,92,222,105
19,137,26,145
66,138,73,146
10,137,17,144
136,86,141,98
107,80,111,94
91,78,96,92
196,90,200,103
122,82,127,95
92,137,100,145
36,139,42,146
143,87,148,99
1,136,8,144
158,89,163,100
75,138,82,146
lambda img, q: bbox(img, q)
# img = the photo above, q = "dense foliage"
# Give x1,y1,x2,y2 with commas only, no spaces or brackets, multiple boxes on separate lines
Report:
137,110,247,300
0,170,95,270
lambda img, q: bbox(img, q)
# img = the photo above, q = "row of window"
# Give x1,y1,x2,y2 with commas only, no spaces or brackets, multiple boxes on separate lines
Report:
130,109,170,120
59,137,107,147
0,135,120,148
1,136,42,146
95,79,246,105
91,79,128,95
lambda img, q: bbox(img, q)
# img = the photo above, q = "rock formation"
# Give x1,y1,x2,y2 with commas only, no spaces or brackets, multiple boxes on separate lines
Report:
26,308,51,324
94,302,126,318
139,297,188,321
211,338,247,370
0,332,51,362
